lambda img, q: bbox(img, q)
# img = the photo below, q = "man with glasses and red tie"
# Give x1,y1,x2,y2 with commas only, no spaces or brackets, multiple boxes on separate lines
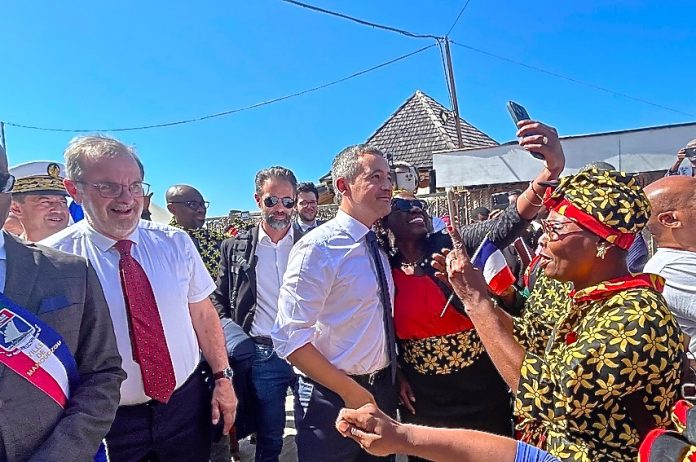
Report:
212,166,301,462
42,135,237,462
0,145,125,462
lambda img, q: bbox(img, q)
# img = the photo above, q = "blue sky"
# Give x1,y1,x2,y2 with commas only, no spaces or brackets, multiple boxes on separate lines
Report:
2,1,695,216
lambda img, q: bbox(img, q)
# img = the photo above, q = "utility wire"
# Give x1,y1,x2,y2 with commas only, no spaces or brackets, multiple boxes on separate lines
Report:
445,0,473,37
280,0,442,40
450,41,695,118
2,44,436,133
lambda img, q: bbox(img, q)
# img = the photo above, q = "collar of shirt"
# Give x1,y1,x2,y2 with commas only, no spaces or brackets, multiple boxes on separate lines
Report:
334,209,370,243
258,223,294,247
297,219,317,232
81,220,141,252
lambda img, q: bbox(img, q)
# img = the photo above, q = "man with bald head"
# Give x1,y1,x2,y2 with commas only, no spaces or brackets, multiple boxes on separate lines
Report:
166,184,223,278
644,175,696,354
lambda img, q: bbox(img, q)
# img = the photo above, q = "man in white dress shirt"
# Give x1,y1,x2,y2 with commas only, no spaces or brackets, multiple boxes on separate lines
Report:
212,166,300,462
42,135,237,462
272,144,397,462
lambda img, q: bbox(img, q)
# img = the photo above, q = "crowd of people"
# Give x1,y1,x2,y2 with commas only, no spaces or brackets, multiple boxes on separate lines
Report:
0,121,695,462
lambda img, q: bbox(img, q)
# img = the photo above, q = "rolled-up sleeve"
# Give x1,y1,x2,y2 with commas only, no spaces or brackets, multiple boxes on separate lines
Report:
272,238,335,359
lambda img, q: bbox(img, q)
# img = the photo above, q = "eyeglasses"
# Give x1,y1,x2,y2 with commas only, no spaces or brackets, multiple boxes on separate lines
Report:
168,200,210,211
540,218,582,242
263,196,295,209
391,198,426,212
76,181,150,198
0,174,15,193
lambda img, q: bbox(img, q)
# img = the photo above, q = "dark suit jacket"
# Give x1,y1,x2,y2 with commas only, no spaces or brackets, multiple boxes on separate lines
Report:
0,234,125,462
212,224,302,333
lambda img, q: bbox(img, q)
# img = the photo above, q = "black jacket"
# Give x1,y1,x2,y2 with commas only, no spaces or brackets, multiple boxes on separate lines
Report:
211,224,301,334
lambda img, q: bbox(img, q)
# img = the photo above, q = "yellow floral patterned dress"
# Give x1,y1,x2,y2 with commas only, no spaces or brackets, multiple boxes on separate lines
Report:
514,264,573,444
515,273,684,462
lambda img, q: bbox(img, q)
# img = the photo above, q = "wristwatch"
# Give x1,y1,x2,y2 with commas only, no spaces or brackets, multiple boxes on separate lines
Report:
213,367,233,381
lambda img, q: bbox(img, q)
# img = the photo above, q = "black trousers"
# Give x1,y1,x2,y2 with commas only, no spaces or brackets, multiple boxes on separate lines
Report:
106,368,213,462
294,369,398,462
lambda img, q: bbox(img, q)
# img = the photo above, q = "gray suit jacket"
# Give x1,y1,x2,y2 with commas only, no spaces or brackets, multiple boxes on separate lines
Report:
0,234,125,462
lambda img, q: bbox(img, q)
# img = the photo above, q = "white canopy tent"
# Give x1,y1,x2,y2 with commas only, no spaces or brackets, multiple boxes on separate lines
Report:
433,122,696,188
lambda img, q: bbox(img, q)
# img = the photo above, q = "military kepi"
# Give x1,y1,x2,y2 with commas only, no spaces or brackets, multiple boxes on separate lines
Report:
9,161,68,196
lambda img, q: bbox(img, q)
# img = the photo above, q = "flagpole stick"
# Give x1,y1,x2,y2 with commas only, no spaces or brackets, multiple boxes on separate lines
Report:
440,293,455,317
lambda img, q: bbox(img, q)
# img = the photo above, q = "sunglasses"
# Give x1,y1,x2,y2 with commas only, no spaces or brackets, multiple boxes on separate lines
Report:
0,173,15,194
168,200,210,211
391,198,426,212
263,196,295,209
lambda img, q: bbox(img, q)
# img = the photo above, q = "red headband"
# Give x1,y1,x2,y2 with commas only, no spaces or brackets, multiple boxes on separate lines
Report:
544,194,636,250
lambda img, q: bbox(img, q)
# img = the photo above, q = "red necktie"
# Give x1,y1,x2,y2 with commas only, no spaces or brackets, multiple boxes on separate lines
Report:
115,240,176,403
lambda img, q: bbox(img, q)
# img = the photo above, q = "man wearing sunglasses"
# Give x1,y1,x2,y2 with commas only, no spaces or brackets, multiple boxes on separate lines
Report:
166,184,222,278
272,145,398,462
43,135,237,462
0,144,125,461
212,166,301,462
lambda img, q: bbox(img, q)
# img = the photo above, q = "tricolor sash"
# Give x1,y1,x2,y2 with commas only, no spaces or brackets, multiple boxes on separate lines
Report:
0,292,108,461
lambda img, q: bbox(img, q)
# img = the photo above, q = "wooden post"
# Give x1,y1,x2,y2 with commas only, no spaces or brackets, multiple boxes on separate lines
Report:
444,38,464,148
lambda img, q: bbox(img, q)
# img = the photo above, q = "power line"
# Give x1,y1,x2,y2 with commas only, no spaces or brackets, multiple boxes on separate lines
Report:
450,40,695,118
280,0,442,40
2,44,436,133
445,0,473,37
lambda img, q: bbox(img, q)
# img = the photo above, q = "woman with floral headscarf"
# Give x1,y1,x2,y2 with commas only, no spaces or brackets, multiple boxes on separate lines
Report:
435,168,685,462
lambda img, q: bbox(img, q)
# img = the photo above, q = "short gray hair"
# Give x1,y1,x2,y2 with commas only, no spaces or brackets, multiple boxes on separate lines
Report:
64,135,144,181
254,166,298,194
331,144,385,204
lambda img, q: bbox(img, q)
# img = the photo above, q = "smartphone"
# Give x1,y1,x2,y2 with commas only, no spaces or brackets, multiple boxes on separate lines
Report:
685,147,696,161
491,192,509,209
507,101,545,160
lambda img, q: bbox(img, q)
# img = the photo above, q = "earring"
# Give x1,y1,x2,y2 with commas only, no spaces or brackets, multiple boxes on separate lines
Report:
596,243,609,259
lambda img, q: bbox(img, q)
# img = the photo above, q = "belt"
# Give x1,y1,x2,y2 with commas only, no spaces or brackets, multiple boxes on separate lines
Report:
350,367,389,387
252,336,274,347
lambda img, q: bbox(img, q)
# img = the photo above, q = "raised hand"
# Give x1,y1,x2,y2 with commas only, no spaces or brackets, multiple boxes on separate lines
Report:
516,120,564,175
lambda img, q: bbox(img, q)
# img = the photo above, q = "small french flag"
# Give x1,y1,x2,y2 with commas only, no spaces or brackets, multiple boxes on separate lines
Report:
471,237,517,296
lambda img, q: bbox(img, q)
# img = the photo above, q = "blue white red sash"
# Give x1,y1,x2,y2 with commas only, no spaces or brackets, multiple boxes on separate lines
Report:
0,293,108,461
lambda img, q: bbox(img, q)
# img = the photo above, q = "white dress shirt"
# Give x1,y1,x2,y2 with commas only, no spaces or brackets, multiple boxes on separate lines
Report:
644,248,696,355
251,224,294,338
272,210,393,375
296,219,318,233
42,219,216,405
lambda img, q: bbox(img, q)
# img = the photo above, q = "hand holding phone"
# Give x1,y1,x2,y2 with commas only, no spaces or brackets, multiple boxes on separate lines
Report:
507,101,545,160
685,147,696,161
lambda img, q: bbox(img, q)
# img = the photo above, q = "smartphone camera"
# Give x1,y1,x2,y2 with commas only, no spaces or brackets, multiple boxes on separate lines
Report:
491,192,509,210
685,147,696,161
